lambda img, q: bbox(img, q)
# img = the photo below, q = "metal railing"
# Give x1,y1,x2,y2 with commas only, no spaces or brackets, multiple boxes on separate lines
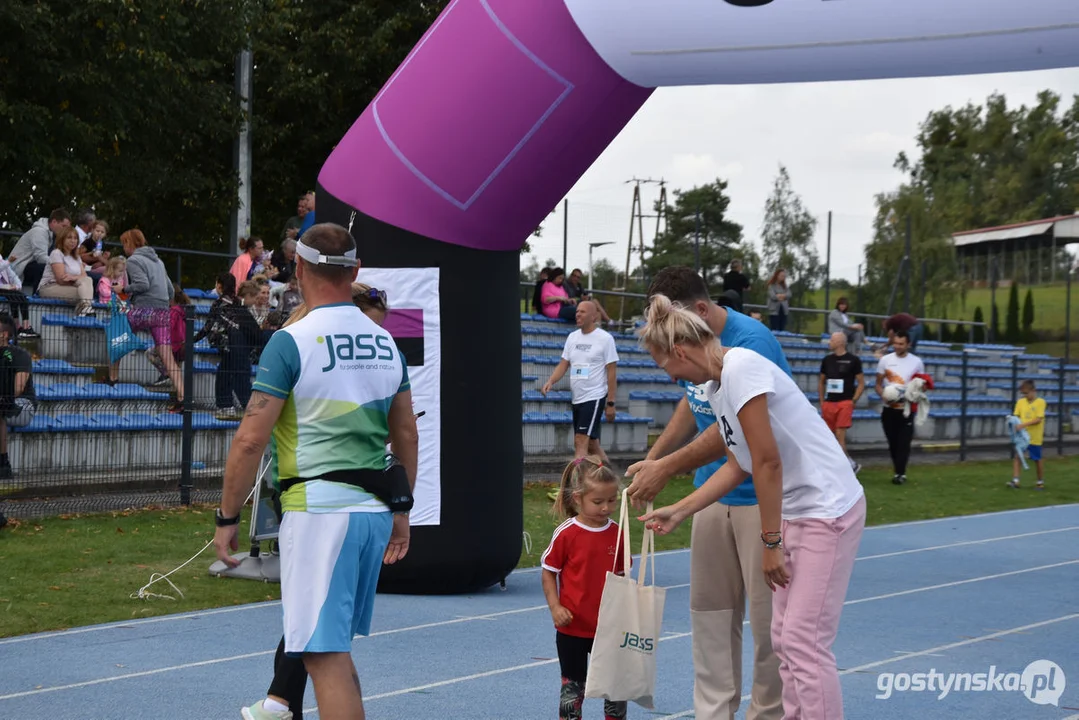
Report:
520,282,989,344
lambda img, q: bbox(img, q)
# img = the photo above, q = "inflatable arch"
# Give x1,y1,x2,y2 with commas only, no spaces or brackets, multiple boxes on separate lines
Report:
317,0,1079,594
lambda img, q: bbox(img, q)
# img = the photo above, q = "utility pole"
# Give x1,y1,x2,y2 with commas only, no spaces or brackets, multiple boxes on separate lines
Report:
561,198,568,270
619,177,666,322
230,49,253,257
823,211,832,335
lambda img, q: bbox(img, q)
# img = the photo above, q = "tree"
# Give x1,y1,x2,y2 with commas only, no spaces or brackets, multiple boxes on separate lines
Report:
991,303,1001,344
953,319,967,344
1005,284,1021,343
895,91,1079,232
588,258,619,293
863,187,964,320
938,311,951,344
1022,288,1036,342
760,166,822,311
862,91,1079,326
973,307,986,343
248,0,450,245
0,0,251,272
642,179,743,290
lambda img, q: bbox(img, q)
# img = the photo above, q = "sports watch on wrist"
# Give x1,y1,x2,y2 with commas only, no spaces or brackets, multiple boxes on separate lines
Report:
215,508,241,527
606,401,615,407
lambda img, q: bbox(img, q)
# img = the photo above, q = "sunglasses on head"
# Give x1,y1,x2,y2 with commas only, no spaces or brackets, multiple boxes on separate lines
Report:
367,287,388,305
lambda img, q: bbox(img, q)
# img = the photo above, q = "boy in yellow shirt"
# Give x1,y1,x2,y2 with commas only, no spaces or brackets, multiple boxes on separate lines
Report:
1008,380,1046,489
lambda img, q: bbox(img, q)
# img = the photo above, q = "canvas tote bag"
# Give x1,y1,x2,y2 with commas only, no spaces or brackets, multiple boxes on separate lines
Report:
584,489,666,709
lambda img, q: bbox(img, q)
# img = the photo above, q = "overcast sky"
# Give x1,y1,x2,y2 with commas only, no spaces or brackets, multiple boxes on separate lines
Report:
525,67,1079,285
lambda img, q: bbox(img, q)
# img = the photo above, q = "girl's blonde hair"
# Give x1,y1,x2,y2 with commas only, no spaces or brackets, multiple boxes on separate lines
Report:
553,455,621,519
105,255,126,279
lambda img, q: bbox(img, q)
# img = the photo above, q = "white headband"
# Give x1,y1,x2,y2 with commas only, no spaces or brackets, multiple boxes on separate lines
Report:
295,239,358,267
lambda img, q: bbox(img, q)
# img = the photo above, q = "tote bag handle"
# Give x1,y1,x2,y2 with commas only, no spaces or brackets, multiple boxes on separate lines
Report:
612,488,656,587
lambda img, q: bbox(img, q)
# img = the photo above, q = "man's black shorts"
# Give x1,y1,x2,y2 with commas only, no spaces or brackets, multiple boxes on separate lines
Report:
571,396,606,440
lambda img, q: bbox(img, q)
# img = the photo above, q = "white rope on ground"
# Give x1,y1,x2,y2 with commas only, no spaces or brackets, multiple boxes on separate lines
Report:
522,531,533,556
131,453,271,601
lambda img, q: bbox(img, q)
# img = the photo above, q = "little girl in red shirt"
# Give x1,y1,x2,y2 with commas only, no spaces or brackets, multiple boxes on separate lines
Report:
541,456,628,720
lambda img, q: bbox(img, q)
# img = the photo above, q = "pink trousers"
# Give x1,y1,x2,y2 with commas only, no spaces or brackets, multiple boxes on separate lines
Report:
771,495,866,720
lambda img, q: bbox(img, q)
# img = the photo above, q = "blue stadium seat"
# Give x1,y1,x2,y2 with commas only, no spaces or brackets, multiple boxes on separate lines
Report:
154,413,184,430
111,383,170,400
38,383,86,401
52,413,89,432
89,413,128,430
14,414,56,432
33,359,94,375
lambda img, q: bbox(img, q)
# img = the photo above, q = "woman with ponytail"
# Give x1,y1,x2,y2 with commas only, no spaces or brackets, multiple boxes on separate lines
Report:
637,294,866,720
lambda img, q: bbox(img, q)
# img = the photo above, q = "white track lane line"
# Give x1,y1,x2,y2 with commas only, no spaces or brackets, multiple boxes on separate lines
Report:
653,613,1079,720
2,556,1075,702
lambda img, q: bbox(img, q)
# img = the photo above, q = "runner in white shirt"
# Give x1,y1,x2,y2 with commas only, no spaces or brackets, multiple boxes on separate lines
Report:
874,329,925,485
541,301,619,461
636,294,866,720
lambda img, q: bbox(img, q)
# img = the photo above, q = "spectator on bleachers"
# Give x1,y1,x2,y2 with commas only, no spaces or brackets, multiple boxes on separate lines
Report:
531,266,552,314
564,267,613,325
539,300,618,462
229,236,264,290
766,268,790,332
722,258,751,300
0,312,37,481
74,209,96,244
78,220,110,273
97,256,128,303
37,227,94,317
749,310,764,323
881,312,923,353
194,273,258,420
819,332,865,474
240,279,271,328
297,191,316,238
0,255,36,339
121,229,184,411
828,297,866,355
270,239,297,285
9,208,70,292
539,267,579,322
278,274,302,318
285,194,310,236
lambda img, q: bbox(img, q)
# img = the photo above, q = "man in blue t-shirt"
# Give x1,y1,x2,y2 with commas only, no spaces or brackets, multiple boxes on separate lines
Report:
627,266,788,720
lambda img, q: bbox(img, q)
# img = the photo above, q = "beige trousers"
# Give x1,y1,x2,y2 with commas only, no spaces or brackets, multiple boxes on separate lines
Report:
690,502,784,720
39,276,93,303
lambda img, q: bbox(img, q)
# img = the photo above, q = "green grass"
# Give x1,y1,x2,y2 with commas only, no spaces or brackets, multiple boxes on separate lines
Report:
1,455,1076,639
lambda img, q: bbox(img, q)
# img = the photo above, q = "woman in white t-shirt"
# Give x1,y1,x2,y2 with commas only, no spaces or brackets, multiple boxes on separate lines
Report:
38,226,94,317
637,294,866,720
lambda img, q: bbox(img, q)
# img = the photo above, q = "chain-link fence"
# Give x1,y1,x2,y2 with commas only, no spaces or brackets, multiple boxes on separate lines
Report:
0,296,252,519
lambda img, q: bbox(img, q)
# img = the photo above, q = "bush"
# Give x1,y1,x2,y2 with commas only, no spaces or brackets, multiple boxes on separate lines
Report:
991,303,1001,343
953,320,967,344
1005,284,1021,343
972,307,986,343
1022,288,1035,342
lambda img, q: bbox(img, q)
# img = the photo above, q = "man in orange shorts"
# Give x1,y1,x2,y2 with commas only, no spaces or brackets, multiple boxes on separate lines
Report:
819,332,865,473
